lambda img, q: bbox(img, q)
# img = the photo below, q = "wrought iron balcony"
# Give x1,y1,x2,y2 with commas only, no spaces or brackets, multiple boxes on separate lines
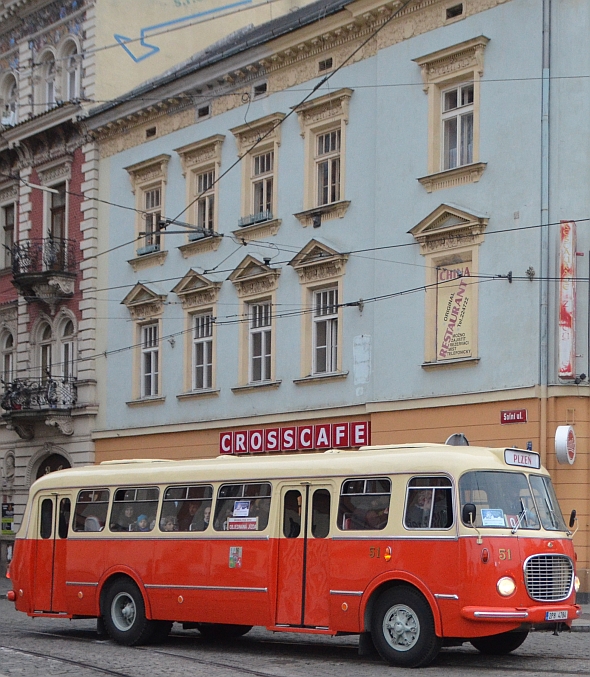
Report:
1,376,77,413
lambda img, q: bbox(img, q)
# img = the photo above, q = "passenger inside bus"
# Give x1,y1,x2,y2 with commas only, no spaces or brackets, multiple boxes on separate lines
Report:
283,491,301,538
111,505,135,531
136,514,151,532
188,502,211,531
177,502,199,530
405,490,433,528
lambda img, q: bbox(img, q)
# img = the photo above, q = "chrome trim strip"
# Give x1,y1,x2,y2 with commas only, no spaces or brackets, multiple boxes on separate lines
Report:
434,594,459,600
65,581,99,587
144,584,267,593
329,590,363,596
473,611,529,618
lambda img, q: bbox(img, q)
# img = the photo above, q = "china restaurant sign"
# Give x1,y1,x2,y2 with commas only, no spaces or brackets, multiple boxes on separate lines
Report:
219,421,371,455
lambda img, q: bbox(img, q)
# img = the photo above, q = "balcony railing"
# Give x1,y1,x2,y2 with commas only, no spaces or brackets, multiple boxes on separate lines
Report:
1,377,77,412
12,238,77,277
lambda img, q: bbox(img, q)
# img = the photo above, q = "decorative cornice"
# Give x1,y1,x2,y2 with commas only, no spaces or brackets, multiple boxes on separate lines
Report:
124,154,170,192
417,162,487,193
36,155,73,185
230,112,286,154
127,250,168,271
232,218,281,243
121,282,167,320
174,134,224,176
171,269,221,309
289,239,348,283
294,88,353,136
229,255,281,298
0,181,18,204
178,234,222,258
45,415,74,436
294,200,351,227
409,203,488,255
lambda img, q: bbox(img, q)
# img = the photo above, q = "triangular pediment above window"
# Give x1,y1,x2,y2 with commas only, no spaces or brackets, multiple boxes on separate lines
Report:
171,270,221,309
228,255,281,298
121,283,167,319
289,239,348,283
409,203,488,254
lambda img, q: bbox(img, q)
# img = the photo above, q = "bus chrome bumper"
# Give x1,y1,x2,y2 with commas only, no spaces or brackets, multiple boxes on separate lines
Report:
461,604,581,623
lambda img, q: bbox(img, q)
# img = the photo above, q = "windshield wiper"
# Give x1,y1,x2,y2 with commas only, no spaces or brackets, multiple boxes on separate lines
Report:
511,498,527,535
544,497,559,529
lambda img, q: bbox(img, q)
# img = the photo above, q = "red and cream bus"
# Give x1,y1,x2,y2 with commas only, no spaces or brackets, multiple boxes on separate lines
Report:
6,443,580,667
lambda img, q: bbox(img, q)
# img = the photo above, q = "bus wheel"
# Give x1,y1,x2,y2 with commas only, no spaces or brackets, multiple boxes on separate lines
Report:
103,580,155,646
197,623,252,640
372,587,442,668
471,631,528,655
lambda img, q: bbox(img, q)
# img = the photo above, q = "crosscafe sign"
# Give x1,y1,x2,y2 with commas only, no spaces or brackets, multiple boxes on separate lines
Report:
219,421,371,455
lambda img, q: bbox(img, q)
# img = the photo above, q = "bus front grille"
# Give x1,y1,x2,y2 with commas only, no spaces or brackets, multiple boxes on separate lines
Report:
524,554,574,602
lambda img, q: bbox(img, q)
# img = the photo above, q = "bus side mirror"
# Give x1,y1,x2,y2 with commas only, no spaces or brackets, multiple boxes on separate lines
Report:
462,503,477,526
569,509,577,529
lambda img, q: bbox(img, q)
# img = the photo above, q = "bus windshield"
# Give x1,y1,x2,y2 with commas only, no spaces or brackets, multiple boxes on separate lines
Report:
459,471,540,530
530,474,567,531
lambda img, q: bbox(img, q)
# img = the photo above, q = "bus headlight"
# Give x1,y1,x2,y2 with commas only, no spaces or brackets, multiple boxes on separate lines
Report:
497,577,516,597
575,576,581,593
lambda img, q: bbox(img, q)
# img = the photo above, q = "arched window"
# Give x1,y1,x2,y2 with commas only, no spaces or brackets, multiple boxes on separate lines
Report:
39,323,53,379
38,52,57,111
1,332,14,383
1,74,18,126
62,41,80,101
60,319,75,380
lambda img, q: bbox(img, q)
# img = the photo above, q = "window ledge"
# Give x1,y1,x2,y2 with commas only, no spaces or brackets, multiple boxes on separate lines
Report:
294,201,351,227
293,371,349,385
177,389,220,400
127,249,168,272
421,357,480,370
178,235,222,259
418,163,487,193
231,380,282,394
126,396,166,407
232,218,281,243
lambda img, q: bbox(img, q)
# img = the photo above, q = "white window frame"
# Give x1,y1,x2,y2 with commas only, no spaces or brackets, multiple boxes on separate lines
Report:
315,129,341,207
1,73,18,126
140,323,160,398
313,287,338,374
252,150,274,218
62,41,81,101
39,322,53,380
441,83,474,171
1,331,14,383
195,168,215,232
59,319,76,380
142,184,162,251
192,312,213,390
0,200,15,270
248,301,272,383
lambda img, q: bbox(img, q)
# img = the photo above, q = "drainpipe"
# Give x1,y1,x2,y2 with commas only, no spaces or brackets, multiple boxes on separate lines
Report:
539,0,551,465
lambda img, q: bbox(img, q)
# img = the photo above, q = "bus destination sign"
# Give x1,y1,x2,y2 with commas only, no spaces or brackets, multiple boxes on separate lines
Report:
220,421,370,455
504,448,541,469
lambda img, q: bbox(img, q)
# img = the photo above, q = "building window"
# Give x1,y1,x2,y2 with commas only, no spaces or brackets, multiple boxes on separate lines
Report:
142,186,162,253
1,332,14,382
140,323,159,397
313,288,338,374
249,302,272,383
1,202,14,269
60,319,75,380
294,89,352,224
192,312,213,390
62,41,81,101
49,183,66,240
252,151,273,217
196,169,215,232
39,323,53,379
413,37,489,191
41,53,57,111
1,74,18,126
442,84,473,170
316,130,341,206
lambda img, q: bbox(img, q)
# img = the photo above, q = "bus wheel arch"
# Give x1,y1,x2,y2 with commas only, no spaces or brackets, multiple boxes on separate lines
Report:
369,584,443,668
99,569,151,618
100,575,156,646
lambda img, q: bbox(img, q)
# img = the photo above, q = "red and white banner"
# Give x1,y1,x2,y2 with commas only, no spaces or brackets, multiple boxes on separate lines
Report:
219,421,371,455
559,221,576,379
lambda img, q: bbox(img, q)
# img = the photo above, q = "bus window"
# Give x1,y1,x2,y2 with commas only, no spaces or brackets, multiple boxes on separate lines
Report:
312,489,331,538
214,482,271,531
404,477,453,530
530,475,567,531
338,477,391,531
459,471,539,530
40,498,53,539
73,489,110,532
58,498,71,539
283,490,302,538
161,485,213,532
110,487,159,532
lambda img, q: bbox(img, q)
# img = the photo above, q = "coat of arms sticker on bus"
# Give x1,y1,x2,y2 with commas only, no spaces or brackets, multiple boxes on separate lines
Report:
229,546,242,568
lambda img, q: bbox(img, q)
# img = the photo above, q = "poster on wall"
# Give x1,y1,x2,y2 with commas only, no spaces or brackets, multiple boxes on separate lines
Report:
558,221,577,379
436,265,472,361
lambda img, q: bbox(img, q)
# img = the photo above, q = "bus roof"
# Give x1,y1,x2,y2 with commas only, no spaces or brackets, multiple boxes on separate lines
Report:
29,444,547,493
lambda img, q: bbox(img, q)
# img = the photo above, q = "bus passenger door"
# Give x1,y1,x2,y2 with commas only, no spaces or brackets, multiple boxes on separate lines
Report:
275,484,332,628
33,493,71,613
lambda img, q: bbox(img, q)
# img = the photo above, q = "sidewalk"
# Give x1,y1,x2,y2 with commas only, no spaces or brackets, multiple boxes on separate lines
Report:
1,574,589,632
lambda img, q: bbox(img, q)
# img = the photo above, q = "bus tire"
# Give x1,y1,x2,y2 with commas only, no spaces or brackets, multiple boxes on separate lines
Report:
371,587,442,668
197,623,252,640
103,579,155,646
470,630,528,655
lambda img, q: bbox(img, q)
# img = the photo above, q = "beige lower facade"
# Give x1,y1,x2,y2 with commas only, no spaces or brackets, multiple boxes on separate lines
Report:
94,388,590,595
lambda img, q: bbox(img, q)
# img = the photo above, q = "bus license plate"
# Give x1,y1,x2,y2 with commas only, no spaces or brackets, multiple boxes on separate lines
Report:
545,610,568,621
